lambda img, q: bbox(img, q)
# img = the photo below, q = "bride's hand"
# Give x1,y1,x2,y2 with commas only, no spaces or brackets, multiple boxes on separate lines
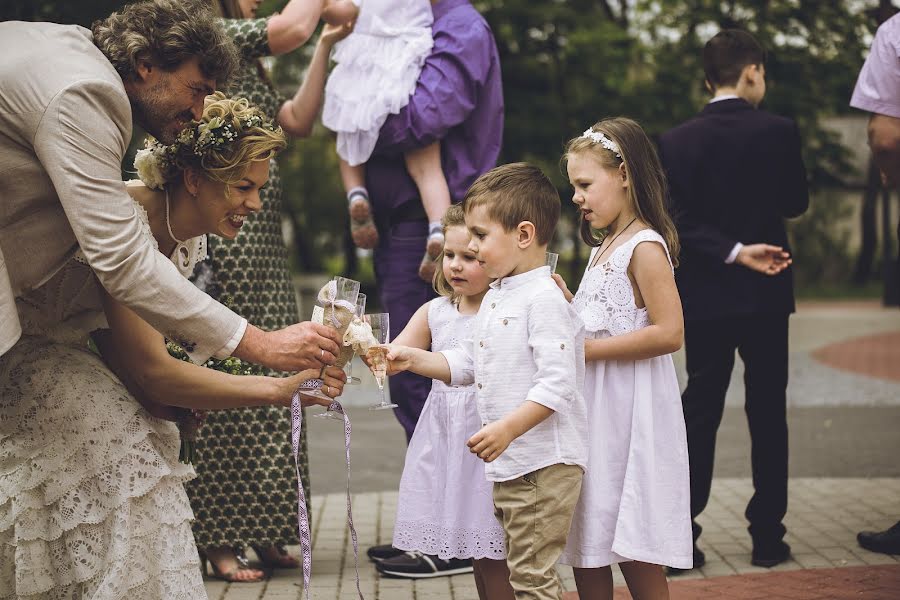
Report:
282,366,348,408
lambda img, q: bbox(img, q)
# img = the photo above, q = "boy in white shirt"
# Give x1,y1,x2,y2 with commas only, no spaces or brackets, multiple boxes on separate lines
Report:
385,162,587,599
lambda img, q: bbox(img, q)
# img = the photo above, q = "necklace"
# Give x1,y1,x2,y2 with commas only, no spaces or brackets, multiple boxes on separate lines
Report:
165,190,195,273
590,216,637,268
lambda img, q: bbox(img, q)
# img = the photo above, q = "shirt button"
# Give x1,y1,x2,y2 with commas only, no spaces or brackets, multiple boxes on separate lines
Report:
479,341,484,347
477,383,483,389
560,343,566,349
491,303,496,309
503,319,508,325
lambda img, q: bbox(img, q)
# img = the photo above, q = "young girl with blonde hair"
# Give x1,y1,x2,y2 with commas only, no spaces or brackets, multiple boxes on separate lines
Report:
554,117,693,600
375,205,512,598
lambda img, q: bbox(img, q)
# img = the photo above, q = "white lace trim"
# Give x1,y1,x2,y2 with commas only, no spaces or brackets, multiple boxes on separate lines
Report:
393,520,507,561
572,229,671,336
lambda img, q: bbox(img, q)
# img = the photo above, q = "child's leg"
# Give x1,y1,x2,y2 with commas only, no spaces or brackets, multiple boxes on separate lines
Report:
404,141,451,227
472,558,514,600
339,157,379,249
405,142,451,281
492,464,583,600
572,566,614,600
619,561,670,600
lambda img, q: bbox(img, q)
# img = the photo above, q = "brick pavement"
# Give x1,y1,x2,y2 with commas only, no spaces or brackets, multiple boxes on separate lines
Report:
204,478,900,599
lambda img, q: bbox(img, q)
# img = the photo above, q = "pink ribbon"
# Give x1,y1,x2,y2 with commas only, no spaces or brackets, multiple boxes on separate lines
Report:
292,382,363,599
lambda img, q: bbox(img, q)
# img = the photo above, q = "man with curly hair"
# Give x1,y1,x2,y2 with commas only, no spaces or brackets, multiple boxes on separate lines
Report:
0,1,342,375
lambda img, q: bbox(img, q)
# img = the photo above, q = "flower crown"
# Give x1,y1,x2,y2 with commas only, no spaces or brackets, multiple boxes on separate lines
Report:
582,128,622,158
134,114,278,190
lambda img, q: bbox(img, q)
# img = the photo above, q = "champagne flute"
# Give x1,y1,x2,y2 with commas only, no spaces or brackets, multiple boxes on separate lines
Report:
365,313,397,410
546,251,559,274
345,293,366,385
304,276,359,419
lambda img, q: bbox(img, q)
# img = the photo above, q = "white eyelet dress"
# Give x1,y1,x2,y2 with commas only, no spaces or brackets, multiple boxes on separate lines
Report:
392,297,506,560
559,229,693,569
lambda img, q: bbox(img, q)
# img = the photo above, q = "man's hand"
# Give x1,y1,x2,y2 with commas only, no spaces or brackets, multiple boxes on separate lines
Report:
868,113,900,188
235,322,342,373
467,420,516,463
551,273,574,303
735,244,792,276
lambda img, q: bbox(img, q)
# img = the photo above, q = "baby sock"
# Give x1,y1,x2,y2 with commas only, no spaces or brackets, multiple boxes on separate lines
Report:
428,221,442,238
347,186,369,204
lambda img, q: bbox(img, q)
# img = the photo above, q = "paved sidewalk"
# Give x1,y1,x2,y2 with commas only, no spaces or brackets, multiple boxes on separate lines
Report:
204,478,900,599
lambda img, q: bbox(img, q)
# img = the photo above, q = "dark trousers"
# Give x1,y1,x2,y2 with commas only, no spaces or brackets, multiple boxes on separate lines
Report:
681,313,790,547
374,215,436,442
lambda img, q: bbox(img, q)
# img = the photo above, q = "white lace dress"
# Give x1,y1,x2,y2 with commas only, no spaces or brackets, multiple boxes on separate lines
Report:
559,229,693,569
322,0,434,166
392,297,506,560
0,199,208,599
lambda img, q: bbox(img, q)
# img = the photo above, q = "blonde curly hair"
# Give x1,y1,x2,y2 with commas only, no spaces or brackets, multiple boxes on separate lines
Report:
134,92,287,190
92,0,237,86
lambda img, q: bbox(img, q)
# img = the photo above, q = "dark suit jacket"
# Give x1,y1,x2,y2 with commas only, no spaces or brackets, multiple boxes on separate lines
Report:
658,98,809,321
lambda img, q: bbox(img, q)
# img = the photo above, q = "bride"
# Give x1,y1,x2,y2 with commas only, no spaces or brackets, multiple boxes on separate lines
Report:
0,93,345,600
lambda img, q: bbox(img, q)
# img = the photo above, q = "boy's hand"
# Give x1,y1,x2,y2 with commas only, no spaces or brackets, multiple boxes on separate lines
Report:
551,273,574,303
468,420,516,463
736,244,792,276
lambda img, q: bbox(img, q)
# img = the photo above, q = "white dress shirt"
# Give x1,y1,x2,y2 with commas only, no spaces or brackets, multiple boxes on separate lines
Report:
441,266,588,482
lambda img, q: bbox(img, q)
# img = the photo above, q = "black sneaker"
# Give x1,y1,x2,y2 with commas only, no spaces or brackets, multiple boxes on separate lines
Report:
751,540,791,568
376,551,474,579
666,545,705,575
858,521,900,555
366,544,405,563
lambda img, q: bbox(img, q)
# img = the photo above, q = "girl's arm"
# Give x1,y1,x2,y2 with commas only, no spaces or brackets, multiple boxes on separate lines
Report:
278,22,353,137
391,302,432,350
585,242,684,362
266,0,326,56
98,287,346,410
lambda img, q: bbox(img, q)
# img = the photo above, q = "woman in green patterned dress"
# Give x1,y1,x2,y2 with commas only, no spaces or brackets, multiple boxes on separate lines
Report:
190,0,352,581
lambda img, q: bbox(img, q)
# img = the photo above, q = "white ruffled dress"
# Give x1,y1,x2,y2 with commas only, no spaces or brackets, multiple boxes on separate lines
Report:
322,0,434,166
559,229,693,570
392,297,506,560
0,197,208,599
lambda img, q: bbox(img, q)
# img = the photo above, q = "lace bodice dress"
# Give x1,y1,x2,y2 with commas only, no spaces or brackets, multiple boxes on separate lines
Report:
559,229,693,569
0,197,208,599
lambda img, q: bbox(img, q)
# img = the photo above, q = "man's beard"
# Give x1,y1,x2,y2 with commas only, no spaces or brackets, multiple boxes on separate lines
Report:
130,79,192,144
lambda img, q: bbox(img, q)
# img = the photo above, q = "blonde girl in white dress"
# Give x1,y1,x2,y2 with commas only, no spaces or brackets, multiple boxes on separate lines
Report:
553,118,693,600
0,94,346,599
381,204,513,599
320,0,451,281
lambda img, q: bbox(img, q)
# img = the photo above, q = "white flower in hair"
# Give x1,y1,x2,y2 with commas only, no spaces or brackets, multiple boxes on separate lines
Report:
134,146,167,190
582,128,622,158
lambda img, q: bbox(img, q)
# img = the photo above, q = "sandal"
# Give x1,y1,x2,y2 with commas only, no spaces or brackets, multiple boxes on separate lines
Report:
250,544,301,569
199,547,266,583
418,231,444,282
349,193,379,249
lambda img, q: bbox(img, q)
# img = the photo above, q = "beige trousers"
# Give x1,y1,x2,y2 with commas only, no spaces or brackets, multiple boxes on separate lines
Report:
493,463,583,600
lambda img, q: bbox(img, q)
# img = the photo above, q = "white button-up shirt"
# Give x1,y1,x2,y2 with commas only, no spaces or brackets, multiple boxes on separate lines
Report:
441,266,587,482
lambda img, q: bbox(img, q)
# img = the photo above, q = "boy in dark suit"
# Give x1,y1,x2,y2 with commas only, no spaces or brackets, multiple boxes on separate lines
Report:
658,29,809,571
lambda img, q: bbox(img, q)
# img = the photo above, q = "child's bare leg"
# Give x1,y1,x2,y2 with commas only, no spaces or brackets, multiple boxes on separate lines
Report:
573,566,614,600
472,558,515,600
404,141,450,281
620,561,670,600
340,158,378,249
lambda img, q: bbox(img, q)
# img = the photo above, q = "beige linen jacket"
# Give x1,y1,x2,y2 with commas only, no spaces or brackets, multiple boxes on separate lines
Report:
0,21,244,361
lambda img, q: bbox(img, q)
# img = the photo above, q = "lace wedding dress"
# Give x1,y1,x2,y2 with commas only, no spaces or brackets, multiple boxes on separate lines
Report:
0,197,208,599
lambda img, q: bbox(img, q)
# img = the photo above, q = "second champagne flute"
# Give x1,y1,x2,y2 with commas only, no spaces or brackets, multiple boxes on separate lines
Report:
365,313,397,410
345,293,366,385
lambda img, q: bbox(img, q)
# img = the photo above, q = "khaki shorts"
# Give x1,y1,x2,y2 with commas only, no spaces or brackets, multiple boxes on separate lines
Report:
493,463,583,600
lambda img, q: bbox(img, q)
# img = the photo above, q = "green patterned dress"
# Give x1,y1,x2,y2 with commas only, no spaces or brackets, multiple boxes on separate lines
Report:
187,17,309,550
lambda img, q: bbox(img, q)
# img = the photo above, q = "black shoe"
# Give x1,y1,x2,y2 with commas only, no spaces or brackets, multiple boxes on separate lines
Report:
751,540,791,568
667,546,705,575
366,544,404,563
857,521,900,555
376,551,474,579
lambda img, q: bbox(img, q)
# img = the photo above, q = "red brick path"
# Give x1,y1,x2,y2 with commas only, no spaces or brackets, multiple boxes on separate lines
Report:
562,565,900,599
811,331,900,383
